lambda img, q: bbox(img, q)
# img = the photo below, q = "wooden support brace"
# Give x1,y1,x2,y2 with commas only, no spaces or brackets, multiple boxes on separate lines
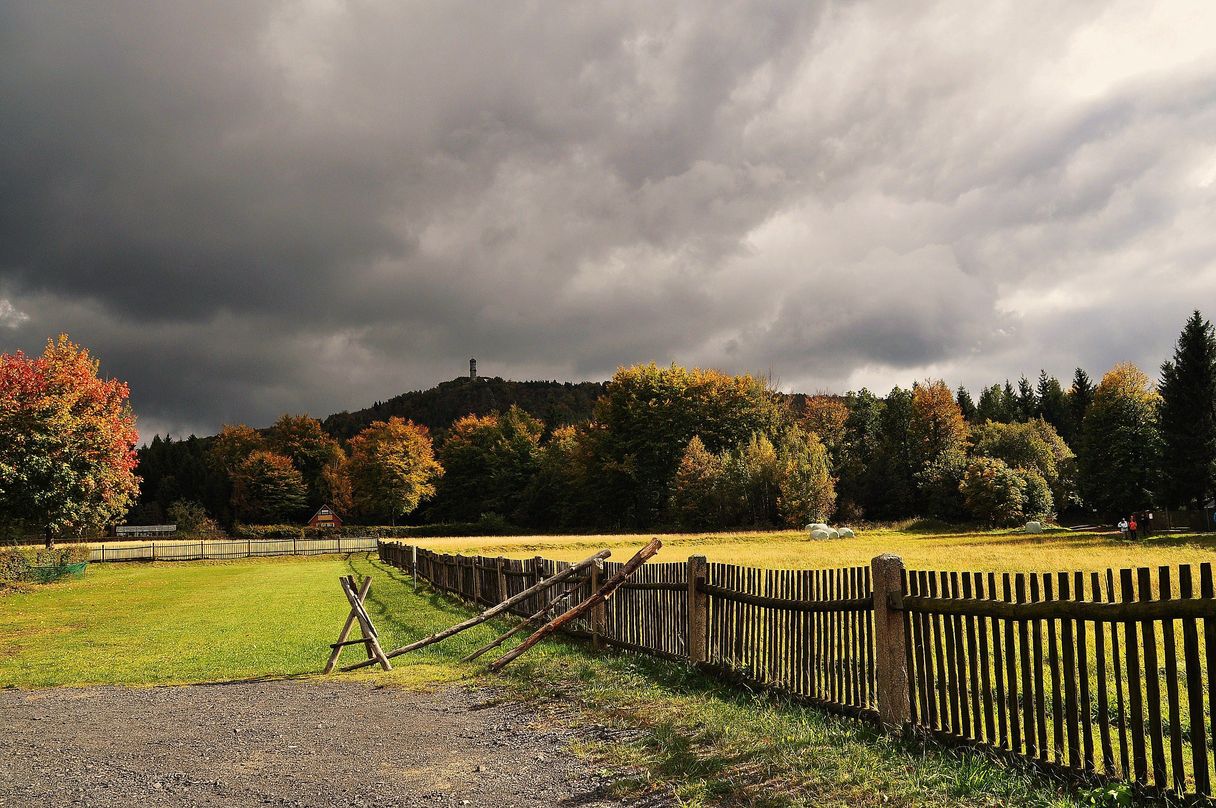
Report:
341,548,613,671
323,576,375,673
488,538,662,671
460,580,586,663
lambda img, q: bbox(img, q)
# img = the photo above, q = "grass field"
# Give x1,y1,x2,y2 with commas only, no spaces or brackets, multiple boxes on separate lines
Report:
0,551,1087,807
393,525,1216,576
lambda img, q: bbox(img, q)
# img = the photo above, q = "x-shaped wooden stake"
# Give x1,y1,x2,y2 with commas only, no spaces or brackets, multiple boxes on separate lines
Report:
324,575,392,673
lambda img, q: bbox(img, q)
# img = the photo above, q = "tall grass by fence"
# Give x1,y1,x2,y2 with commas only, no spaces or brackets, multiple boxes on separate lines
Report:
379,541,1216,801
88,536,379,562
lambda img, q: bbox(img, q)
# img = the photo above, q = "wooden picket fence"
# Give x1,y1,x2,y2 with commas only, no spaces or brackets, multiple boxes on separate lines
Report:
88,535,379,562
378,541,1216,800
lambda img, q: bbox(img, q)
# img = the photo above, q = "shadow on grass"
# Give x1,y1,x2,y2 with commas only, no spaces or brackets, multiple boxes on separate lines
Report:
181,672,315,688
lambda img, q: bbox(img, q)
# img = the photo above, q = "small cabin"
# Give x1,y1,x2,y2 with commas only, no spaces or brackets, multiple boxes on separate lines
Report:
308,506,343,529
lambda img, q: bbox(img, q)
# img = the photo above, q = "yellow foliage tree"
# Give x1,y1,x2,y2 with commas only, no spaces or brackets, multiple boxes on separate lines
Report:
347,417,443,523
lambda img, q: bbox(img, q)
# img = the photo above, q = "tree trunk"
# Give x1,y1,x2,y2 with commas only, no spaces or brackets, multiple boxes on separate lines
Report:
44,525,54,550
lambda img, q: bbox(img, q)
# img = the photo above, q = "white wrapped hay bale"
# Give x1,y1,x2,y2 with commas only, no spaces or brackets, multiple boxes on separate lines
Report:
838,527,855,538
1023,521,1043,534
825,528,840,539
810,528,832,540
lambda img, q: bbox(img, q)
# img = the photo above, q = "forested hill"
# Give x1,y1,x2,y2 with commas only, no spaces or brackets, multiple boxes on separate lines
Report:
321,377,606,439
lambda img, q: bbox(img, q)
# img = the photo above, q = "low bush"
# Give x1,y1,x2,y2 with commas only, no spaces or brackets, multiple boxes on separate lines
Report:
0,546,33,590
0,543,89,590
231,516,526,541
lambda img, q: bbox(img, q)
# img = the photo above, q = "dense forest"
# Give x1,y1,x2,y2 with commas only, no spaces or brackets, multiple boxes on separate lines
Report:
131,311,1216,532
321,377,605,439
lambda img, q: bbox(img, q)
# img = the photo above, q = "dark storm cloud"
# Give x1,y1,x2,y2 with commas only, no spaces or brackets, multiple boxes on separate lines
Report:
2,0,1215,437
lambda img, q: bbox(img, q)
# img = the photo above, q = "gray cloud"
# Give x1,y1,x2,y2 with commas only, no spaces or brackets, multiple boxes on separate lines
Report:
2,0,1214,438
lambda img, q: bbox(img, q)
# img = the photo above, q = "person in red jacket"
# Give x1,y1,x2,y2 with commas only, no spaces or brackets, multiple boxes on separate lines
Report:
1129,515,1139,540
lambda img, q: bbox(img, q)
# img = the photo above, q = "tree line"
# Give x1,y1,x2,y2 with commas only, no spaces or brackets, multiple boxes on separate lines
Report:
131,310,1216,531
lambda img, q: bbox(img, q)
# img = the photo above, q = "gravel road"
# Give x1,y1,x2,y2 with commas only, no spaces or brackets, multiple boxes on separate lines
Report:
0,681,650,807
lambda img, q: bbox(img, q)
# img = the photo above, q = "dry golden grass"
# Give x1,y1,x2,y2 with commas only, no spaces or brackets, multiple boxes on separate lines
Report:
391,526,1216,574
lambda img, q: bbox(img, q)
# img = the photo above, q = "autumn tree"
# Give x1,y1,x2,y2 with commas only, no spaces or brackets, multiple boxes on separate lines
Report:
669,436,727,528
433,406,542,522
319,456,353,515
230,451,307,523
776,425,836,527
721,433,783,526
208,424,265,478
960,456,1027,526
909,380,969,474
0,335,139,546
800,395,849,475
1158,311,1216,508
592,364,782,526
521,425,595,529
268,414,345,509
347,417,442,523
971,418,1077,513
1079,363,1161,515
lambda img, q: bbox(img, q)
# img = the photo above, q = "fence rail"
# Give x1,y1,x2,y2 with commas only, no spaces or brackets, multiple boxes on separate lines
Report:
379,541,1216,801
88,536,379,562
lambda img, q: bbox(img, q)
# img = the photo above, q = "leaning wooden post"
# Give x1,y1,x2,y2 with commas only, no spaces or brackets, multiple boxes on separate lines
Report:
496,557,507,604
872,553,910,730
488,538,662,671
687,555,709,664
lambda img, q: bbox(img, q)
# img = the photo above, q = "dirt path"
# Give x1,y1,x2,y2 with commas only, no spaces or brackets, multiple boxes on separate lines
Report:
0,681,648,807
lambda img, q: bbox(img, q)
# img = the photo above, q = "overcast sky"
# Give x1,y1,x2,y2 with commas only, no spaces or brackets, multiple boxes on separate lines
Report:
2,1,1215,439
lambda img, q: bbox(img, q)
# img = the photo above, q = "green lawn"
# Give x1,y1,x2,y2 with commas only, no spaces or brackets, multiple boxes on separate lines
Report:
0,554,1084,806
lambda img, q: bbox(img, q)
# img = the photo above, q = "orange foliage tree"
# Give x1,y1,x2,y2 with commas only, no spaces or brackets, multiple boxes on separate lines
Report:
0,335,139,546
347,417,443,523
909,380,970,472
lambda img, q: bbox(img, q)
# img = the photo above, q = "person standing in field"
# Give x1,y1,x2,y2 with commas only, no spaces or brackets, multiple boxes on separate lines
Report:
1129,515,1138,540
1117,517,1129,538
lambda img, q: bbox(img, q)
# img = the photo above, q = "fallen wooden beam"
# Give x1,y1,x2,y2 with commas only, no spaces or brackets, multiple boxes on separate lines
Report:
341,548,611,671
488,538,662,671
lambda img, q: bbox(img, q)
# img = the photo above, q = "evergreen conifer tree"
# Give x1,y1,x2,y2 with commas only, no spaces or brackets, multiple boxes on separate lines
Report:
1016,376,1037,421
1159,311,1216,508
1068,368,1094,444
956,386,977,422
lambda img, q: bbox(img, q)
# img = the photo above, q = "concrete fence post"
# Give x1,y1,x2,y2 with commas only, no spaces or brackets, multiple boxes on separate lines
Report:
687,555,709,664
871,553,911,730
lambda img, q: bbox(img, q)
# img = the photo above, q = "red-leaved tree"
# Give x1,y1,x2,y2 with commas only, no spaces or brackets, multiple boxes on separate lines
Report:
0,335,139,546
